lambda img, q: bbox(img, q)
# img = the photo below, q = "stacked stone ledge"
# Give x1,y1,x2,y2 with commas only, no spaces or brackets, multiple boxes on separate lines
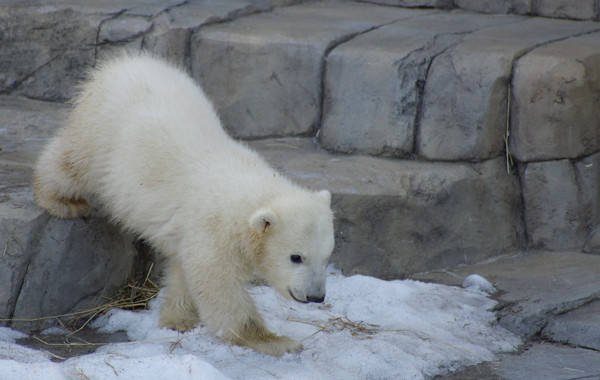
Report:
0,97,136,331
362,0,600,21
2,0,600,330
187,2,525,276
191,2,600,262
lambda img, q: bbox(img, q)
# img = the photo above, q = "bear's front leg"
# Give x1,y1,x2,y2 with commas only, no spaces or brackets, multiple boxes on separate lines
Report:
183,254,302,356
159,257,200,332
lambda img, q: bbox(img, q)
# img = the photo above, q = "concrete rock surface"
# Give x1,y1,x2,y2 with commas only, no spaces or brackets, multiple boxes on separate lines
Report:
510,32,600,162
417,17,600,161
416,251,600,379
250,138,524,278
192,2,422,138
320,11,509,157
542,299,600,351
436,343,600,380
0,97,136,333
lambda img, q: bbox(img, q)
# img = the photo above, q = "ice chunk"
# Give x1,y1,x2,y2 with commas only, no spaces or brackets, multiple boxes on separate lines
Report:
463,274,497,294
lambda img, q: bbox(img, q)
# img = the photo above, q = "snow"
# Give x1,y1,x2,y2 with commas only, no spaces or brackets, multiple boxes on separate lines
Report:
0,269,519,379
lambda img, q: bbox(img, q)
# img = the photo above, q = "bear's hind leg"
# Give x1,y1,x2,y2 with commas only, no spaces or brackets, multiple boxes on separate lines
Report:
33,139,93,219
159,258,200,332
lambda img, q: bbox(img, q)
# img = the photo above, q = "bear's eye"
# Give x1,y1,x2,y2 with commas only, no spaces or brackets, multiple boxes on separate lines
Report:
290,254,303,264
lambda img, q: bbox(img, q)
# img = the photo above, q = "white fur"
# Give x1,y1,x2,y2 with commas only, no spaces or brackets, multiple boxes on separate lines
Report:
33,53,334,356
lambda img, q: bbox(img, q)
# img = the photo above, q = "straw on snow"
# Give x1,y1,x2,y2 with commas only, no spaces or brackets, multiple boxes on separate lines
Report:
0,263,160,355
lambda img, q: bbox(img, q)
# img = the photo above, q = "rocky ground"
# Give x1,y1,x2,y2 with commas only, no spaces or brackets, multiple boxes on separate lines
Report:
414,252,600,379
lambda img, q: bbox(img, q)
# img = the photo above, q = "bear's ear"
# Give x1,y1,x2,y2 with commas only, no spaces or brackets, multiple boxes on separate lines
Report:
249,209,277,234
316,190,331,206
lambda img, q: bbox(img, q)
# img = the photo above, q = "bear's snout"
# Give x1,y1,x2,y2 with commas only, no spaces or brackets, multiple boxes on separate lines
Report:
288,288,326,304
306,295,325,303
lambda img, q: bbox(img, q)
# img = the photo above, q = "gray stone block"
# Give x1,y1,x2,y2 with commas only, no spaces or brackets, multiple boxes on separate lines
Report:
0,0,267,101
520,160,587,250
250,138,523,279
0,97,136,332
574,152,600,236
98,15,152,44
542,299,600,351
357,0,452,8
320,11,510,157
533,0,597,20
510,32,600,162
10,204,136,332
0,96,67,155
578,153,600,254
330,158,523,278
453,0,597,20
0,188,136,333
191,2,421,139
417,17,600,161
0,195,45,327
0,6,100,101
454,0,531,14
0,96,66,200
142,0,259,66
583,225,600,254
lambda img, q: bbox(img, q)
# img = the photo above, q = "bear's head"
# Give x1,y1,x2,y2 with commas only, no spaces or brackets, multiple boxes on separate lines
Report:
249,189,334,304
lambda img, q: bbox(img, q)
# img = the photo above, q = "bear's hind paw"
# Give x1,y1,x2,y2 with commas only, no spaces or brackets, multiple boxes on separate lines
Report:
38,196,93,219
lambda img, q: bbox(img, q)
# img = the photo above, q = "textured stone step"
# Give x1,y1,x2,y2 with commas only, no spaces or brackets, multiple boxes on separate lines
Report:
418,17,599,161
191,2,432,138
320,11,519,157
364,0,599,21
186,2,600,165
510,32,600,162
248,138,523,278
0,97,136,332
542,299,600,351
3,2,599,165
519,158,600,250
0,0,280,101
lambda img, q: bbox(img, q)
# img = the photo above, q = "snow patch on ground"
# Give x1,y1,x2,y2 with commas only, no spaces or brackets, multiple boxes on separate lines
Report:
0,270,519,379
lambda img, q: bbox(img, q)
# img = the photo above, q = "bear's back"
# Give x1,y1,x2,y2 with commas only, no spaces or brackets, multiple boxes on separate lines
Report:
60,53,282,236
75,53,226,145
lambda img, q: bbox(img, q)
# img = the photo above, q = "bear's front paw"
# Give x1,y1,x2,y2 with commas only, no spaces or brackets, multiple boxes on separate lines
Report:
160,318,197,333
245,335,303,357
159,303,199,332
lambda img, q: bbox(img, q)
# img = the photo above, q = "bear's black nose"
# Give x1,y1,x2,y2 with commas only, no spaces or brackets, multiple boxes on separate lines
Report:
307,295,325,303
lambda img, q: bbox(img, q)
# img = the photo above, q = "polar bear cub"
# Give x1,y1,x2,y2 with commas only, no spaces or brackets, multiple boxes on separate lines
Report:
33,53,335,356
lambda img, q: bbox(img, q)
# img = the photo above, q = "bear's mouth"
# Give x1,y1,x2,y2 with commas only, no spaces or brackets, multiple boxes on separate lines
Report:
288,288,308,304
